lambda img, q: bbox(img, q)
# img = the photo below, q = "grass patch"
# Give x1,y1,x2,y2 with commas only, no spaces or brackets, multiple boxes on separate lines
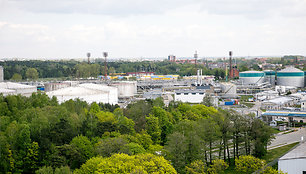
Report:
271,128,282,134
282,130,295,135
262,142,299,163
241,102,255,108
240,95,254,102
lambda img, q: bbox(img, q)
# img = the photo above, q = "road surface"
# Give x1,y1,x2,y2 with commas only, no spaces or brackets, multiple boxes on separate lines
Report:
268,127,306,150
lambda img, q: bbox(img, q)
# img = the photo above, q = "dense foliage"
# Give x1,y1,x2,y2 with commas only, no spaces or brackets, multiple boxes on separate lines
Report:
0,60,225,80
0,92,276,173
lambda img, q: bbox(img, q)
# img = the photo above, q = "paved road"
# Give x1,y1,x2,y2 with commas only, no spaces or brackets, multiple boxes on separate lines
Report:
268,127,306,150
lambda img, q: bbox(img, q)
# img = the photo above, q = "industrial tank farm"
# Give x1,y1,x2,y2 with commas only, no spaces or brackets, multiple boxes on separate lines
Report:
264,70,276,86
277,67,304,88
239,71,265,85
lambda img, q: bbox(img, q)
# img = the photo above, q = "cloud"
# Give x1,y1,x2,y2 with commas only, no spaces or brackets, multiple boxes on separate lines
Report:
2,0,305,19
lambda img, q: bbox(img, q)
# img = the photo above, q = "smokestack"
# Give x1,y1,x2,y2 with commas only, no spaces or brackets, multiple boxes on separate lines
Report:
194,50,198,65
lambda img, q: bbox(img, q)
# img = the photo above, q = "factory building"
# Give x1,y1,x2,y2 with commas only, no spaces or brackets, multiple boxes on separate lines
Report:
262,97,294,110
277,67,304,88
47,83,118,104
264,70,276,86
278,141,306,174
44,82,72,92
109,81,137,98
239,71,265,85
0,82,37,97
174,89,206,103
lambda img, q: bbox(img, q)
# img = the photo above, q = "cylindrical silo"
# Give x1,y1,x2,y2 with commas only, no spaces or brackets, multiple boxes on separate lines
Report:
0,66,3,82
239,71,265,85
277,67,304,87
264,70,276,86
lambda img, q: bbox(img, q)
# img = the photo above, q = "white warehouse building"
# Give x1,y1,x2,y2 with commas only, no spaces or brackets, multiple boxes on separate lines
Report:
278,142,306,174
47,83,118,104
0,82,37,97
174,89,206,103
109,81,137,98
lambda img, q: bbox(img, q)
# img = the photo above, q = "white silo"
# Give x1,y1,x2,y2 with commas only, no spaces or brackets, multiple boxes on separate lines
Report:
0,66,3,82
264,70,276,86
277,67,304,87
239,71,265,85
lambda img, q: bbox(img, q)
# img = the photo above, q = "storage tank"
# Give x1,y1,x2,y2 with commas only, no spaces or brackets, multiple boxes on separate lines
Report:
239,71,265,85
220,82,236,94
109,81,137,98
0,66,3,82
264,70,276,86
277,67,304,87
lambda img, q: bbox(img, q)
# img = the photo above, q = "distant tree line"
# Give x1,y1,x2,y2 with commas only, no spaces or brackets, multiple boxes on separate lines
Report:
0,60,226,80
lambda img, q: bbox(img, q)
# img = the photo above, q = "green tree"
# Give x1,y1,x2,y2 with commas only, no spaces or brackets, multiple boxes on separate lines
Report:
119,142,146,155
74,153,177,174
235,155,266,173
11,73,22,81
185,160,206,174
24,142,40,172
26,68,39,80
54,166,71,174
95,137,127,157
36,166,53,174
260,166,286,174
68,135,93,169
207,159,228,174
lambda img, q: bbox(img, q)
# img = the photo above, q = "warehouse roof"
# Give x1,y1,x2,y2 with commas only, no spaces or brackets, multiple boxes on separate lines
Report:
47,86,107,96
279,67,303,72
263,97,293,105
280,142,306,160
0,82,36,89
262,111,306,117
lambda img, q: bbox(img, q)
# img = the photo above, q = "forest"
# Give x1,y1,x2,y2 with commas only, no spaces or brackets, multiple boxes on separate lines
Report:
0,60,225,80
0,93,283,173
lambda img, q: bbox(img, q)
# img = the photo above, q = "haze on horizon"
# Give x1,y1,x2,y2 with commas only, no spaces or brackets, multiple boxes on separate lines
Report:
0,0,306,59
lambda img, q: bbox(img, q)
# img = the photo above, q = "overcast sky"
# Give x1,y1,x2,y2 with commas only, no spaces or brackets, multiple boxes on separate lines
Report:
0,0,306,59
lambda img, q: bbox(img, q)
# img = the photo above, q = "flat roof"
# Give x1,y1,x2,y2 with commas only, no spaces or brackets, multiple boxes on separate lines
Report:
280,142,306,160
175,89,206,93
262,111,306,117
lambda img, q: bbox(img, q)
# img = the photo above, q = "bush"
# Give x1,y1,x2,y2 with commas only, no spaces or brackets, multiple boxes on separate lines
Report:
235,155,266,173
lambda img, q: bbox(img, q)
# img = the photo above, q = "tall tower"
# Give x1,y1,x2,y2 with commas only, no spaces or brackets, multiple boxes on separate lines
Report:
229,51,232,79
0,66,3,82
194,50,198,64
103,52,108,80
87,52,91,64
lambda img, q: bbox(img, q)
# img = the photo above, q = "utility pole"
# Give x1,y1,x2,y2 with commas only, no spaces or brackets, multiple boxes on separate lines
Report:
103,52,108,80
